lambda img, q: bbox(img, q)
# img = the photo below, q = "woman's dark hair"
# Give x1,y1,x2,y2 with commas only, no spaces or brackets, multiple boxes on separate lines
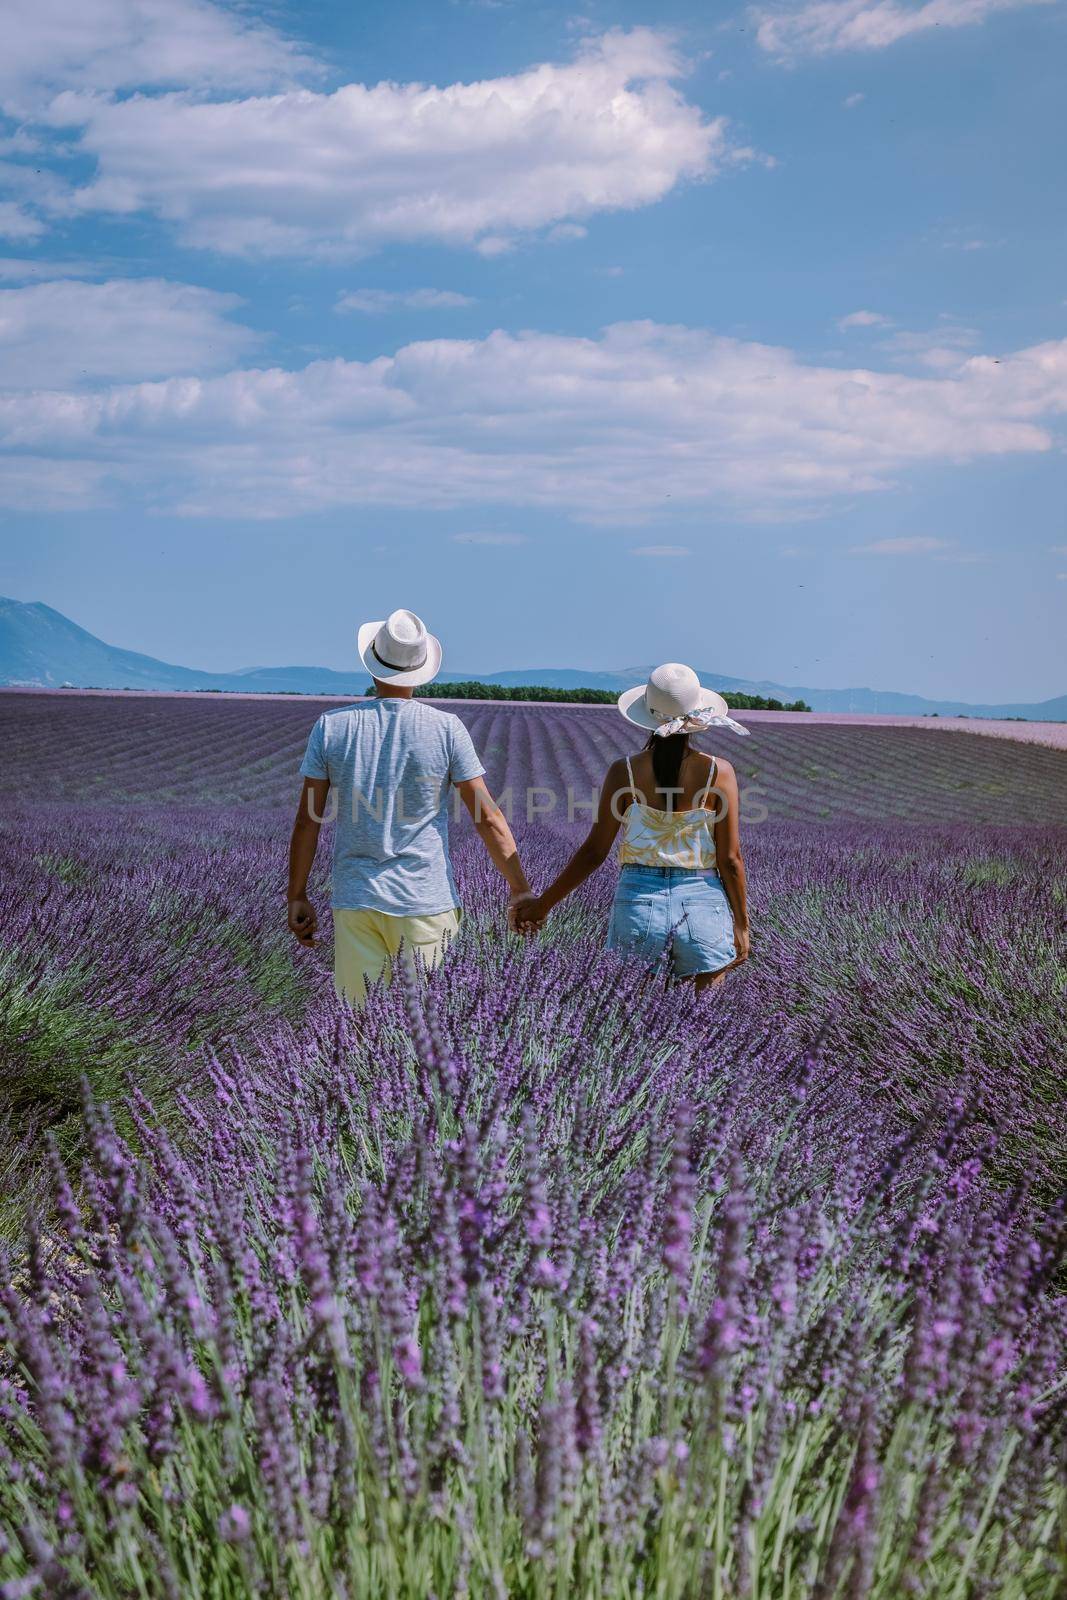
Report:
645,730,690,805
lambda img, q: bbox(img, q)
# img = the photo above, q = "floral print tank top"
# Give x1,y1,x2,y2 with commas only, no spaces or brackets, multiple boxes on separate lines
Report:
618,755,719,871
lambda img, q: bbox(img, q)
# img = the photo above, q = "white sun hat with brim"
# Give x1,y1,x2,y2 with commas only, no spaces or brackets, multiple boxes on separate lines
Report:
358,609,443,687
618,662,750,738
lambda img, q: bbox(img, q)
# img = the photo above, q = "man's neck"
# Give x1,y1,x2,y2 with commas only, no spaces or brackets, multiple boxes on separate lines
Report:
373,680,415,701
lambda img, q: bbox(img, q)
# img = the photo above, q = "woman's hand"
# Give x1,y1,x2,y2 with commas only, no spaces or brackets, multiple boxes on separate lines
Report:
732,925,750,965
509,892,545,935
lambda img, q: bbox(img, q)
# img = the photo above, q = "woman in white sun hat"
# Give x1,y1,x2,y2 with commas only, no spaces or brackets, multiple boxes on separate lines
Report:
514,663,751,989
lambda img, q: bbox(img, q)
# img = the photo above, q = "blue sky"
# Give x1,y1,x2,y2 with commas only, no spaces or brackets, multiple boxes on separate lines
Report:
0,0,1064,700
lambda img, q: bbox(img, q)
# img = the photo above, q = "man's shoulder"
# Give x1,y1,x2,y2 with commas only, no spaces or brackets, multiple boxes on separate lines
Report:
306,702,377,750
317,700,375,724
411,700,467,733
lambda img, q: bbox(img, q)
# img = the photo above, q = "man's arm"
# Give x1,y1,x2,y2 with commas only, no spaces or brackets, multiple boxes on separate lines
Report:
287,776,330,946
455,777,532,907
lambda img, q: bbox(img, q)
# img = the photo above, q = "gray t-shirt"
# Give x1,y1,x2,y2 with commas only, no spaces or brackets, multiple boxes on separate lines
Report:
299,699,485,914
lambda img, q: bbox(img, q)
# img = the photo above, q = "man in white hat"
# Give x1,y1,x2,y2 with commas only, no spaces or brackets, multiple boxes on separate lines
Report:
286,608,532,1006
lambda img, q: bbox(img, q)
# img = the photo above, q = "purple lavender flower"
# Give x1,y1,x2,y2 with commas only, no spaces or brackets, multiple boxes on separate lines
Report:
662,1102,696,1308
217,1503,251,1544
696,1155,750,1387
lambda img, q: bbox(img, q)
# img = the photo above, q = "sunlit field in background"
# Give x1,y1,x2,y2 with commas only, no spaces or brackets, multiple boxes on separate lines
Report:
1,692,1065,1598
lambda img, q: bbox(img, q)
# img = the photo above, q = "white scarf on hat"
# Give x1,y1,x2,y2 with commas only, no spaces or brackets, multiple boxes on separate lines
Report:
652,707,750,738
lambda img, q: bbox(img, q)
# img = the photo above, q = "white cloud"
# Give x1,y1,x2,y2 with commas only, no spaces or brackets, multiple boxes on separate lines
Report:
877,322,980,371
1049,544,1067,554
336,288,475,314
0,0,314,117
0,277,257,387
0,257,102,281
848,536,990,562
44,30,737,259
0,130,46,158
838,309,891,330
473,237,516,259
848,536,952,554
843,91,865,106
0,202,46,241
631,544,691,556
452,531,526,545
1056,573,1067,581
0,454,114,510
754,0,1055,60
932,225,1000,253
0,159,75,239
2,321,1066,521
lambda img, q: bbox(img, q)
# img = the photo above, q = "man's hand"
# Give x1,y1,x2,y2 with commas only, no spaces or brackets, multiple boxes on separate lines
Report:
288,778,328,950
288,897,318,948
509,892,545,935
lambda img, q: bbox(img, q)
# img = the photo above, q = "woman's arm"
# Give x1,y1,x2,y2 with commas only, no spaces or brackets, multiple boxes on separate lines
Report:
712,760,750,964
516,760,628,926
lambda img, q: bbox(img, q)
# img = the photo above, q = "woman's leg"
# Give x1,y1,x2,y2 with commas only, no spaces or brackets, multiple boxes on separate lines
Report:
606,870,664,967
672,873,737,993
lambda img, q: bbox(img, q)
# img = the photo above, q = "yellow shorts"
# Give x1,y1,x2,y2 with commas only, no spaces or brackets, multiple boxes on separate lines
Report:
332,907,461,1007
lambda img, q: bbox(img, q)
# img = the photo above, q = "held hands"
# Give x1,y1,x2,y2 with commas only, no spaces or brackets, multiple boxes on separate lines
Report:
508,891,546,936
288,897,318,948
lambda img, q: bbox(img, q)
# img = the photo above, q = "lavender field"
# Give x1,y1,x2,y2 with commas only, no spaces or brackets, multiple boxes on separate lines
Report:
1,691,1065,1598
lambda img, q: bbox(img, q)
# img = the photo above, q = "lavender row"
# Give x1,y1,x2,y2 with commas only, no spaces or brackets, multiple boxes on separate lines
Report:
2,693,1066,825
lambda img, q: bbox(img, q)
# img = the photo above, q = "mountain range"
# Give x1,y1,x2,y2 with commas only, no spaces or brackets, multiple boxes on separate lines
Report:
1,597,1064,721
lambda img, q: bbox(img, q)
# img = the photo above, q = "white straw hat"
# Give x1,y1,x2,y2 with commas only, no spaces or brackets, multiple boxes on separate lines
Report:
618,663,750,737
357,609,443,687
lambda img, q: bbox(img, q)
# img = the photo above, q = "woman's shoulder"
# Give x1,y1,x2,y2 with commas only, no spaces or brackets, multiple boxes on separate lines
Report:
698,751,737,790
606,747,647,767
601,755,637,810
691,747,732,777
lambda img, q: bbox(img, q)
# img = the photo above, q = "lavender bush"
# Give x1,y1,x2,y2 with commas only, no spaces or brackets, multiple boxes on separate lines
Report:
1,949,1065,1597
3,808,1063,1216
0,693,1064,1596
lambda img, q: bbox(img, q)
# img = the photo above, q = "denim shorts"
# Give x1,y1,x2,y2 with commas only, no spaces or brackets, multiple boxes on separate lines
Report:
606,865,736,979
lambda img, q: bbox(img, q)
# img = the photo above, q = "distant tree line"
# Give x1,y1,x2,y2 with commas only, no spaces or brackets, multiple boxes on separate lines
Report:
414,681,617,704
714,692,811,712
403,680,811,711
68,681,810,711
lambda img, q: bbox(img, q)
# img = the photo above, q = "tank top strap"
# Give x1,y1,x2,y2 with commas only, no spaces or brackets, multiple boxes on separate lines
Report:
695,755,718,811
625,754,637,797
